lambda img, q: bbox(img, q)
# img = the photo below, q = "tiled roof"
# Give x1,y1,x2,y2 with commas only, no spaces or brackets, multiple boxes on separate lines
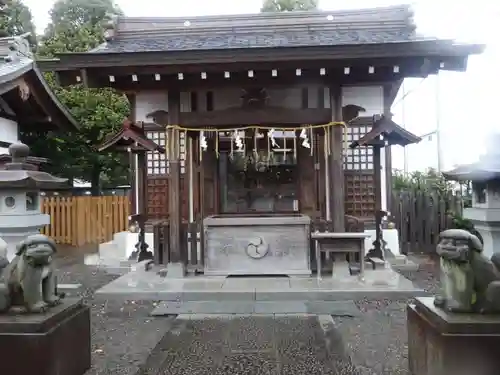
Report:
94,5,422,54
0,35,34,86
0,34,79,130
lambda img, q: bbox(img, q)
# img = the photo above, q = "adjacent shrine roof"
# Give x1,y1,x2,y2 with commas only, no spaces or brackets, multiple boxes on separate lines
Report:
0,34,79,131
98,119,166,153
350,114,421,148
443,134,500,182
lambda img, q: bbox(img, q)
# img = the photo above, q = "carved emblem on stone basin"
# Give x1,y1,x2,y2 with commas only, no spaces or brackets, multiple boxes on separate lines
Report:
245,237,269,259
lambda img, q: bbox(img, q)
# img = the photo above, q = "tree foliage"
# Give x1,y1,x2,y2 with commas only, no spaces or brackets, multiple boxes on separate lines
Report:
22,0,130,193
392,168,454,195
261,0,319,12
0,0,36,44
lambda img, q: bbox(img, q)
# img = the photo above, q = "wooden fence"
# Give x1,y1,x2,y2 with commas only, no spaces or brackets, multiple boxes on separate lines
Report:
391,190,463,255
41,196,130,246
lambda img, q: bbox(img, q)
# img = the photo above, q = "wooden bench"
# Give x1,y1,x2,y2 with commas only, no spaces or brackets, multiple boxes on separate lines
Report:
311,232,371,279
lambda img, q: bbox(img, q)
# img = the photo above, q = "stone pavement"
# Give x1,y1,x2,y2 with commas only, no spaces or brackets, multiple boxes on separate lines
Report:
138,314,357,375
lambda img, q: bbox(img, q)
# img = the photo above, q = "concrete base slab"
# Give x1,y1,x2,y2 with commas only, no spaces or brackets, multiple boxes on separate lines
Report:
95,265,428,304
150,300,361,316
161,262,186,278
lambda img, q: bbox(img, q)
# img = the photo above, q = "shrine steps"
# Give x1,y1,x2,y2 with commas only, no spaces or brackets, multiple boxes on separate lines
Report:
149,300,363,316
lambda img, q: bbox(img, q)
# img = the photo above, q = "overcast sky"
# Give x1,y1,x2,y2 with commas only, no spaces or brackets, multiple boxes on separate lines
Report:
22,0,500,172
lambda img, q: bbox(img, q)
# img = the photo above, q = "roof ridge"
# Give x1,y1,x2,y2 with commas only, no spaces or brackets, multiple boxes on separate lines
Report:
117,4,412,23
111,5,414,41
0,34,33,62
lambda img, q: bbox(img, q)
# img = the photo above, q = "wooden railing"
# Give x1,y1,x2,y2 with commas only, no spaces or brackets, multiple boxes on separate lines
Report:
41,196,130,246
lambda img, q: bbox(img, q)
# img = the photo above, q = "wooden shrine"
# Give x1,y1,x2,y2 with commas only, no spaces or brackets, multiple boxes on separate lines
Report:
38,5,484,275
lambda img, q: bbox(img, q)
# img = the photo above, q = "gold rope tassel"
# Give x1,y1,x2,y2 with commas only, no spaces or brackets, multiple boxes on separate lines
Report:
215,130,219,159
323,128,328,161
182,130,186,160
199,130,203,162
230,132,234,160
293,130,297,161
310,126,314,156
283,132,286,156
254,128,258,157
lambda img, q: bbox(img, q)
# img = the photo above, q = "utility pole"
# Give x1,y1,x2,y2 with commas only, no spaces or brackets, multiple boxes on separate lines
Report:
402,81,409,175
435,73,443,173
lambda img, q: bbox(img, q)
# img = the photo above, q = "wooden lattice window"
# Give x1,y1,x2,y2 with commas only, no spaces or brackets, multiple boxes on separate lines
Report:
146,131,186,176
344,172,375,218
345,124,374,170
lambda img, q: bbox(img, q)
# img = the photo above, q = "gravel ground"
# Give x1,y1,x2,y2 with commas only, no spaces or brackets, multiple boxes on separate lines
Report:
54,254,173,375
334,254,440,375
54,251,440,375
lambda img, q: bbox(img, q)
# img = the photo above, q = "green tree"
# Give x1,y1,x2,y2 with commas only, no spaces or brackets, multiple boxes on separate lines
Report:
24,0,129,194
261,0,319,12
0,0,36,44
392,168,454,195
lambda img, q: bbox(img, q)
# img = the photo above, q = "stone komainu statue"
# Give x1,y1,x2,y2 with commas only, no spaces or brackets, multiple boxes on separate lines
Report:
0,234,63,313
434,229,500,313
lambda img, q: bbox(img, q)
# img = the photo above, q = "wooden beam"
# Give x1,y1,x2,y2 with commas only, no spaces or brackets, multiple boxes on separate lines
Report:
329,86,345,232
39,41,482,71
178,107,331,127
54,56,438,88
98,70,408,92
167,90,183,265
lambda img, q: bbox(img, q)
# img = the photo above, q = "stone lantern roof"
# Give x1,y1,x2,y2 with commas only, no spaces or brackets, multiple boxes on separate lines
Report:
0,142,68,189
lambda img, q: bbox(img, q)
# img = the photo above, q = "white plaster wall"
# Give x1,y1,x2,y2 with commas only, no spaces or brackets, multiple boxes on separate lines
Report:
135,92,169,122
135,91,193,118
341,86,383,116
135,86,385,115
0,116,18,144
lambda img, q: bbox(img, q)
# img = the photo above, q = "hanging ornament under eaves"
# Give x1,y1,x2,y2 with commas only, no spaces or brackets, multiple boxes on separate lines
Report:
299,128,310,149
234,130,244,151
200,132,208,151
268,128,278,147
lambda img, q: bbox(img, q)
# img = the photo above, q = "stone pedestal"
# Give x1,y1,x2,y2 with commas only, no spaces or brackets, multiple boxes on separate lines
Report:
0,298,91,375
407,297,500,375
204,214,311,276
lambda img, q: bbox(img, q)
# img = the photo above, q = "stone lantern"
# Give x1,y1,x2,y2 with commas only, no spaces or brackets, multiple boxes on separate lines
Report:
0,142,68,260
443,133,500,258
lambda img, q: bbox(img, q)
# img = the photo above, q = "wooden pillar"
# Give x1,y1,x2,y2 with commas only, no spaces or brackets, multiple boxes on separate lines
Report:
167,91,182,264
373,143,383,257
137,151,147,216
383,84,393,213
329,86,345,231
127,94,137,216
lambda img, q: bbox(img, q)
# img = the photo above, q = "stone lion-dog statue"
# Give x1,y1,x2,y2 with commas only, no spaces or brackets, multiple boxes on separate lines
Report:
0,234,63,313
434,229,500,314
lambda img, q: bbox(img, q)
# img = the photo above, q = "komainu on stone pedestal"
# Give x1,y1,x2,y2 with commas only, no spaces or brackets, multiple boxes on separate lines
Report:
434,229,500,313
0,234,63,313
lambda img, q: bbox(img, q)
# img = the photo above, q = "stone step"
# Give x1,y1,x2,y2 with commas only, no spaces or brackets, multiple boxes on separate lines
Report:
98,242,121,259
95,285,428,301
150,300,361,316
